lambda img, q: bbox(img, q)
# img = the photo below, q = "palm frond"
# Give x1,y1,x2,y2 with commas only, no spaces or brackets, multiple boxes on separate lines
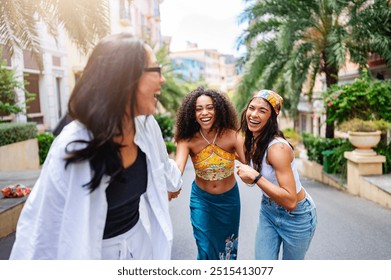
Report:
235,0,391,126
326,26,348,68
233,40,280,111
0,0,40,56
56,0,110,53
0,0,110,61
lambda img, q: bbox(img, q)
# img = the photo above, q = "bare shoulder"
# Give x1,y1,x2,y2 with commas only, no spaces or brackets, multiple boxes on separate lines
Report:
268,140,293,164
178,137,195,150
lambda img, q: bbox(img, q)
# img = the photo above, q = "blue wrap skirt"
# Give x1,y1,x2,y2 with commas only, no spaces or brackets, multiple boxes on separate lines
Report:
190,181,240,260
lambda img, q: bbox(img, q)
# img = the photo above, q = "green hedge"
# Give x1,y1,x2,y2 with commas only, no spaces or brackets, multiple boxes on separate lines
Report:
155,113,177,154
165,141,177,154
37,132,55,164
302,132,353,176
302,132,391,176
155,113,174,142
376,141,391,175
0,122,38,147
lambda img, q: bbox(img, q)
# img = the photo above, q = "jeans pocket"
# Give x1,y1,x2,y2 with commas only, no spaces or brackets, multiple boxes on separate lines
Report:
288,198,310,216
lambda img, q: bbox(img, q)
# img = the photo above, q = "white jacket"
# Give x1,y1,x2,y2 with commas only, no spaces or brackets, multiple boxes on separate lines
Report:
10,116,182,259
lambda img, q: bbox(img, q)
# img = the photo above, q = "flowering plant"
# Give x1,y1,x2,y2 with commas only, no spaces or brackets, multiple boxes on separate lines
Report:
324,70,391,126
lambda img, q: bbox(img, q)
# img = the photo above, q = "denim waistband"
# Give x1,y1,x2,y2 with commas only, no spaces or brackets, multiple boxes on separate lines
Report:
262,190,315,212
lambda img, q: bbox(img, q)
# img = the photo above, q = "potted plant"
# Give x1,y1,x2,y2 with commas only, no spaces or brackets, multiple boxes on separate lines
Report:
337,118,381,156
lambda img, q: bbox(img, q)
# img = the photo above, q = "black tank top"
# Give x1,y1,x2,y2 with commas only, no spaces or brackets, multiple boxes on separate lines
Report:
103,147,147,239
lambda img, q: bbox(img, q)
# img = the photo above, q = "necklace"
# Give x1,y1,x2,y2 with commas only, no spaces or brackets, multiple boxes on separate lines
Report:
199,129,218,145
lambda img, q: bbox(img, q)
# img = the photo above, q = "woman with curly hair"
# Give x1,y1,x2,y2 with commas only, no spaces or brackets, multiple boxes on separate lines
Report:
236,89,317,260
173,87,245,260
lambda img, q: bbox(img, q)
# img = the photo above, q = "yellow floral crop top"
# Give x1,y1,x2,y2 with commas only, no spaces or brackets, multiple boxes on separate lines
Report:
191,131,236,181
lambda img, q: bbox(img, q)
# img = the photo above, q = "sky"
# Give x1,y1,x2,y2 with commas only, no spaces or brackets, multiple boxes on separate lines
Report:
159,0,248,56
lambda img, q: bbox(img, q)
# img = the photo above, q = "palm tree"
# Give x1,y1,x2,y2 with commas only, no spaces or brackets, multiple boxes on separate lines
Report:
236,0,391,138
156,44,186,114
156,44,210,114
0,0,109,58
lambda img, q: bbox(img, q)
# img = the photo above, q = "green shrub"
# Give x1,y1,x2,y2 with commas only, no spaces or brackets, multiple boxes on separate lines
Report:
327,141,355,177
0,57,35,115
0,122,37,146
37,132,54,164
375,141,391,174
302,132,353,176
155,113,174,142
154,114,177,154
165,141,177,154
302,132,391,175
337,118,379,132
282,128,301,140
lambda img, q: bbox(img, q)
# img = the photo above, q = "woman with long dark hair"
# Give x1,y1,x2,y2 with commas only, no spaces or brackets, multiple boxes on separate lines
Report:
174,87,245,260
10,33,182,260
236,89,317,260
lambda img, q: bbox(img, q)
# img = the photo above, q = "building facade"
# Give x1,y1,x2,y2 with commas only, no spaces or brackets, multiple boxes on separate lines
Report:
170,46,240,93
1,22,70,132
1,0,165,131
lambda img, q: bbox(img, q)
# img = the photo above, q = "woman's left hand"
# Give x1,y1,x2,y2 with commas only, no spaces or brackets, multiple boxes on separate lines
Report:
168,188,182,201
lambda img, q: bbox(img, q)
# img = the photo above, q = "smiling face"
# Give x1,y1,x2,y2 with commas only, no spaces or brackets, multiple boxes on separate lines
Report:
195,95,216,131
135,44,166,116
245,98,272,138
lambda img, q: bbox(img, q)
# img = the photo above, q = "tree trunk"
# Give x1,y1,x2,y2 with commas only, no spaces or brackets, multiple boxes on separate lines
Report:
323,58,339,138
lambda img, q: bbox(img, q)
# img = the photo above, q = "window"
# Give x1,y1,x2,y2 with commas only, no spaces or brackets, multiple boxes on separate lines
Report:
55,77,62,118
119,0,132,20
300,114,307,133
24,73,43,124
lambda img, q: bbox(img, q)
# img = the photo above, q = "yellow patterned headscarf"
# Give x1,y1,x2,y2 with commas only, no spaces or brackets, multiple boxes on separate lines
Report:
254,89,283,114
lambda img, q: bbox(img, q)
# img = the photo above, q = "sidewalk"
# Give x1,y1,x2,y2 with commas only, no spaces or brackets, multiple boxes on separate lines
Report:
0,169,41,239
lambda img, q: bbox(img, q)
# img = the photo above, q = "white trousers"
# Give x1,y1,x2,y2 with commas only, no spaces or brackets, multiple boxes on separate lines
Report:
101,219,153,260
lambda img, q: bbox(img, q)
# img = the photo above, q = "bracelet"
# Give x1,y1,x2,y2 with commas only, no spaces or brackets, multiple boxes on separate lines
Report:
253,173,263,184
246,173,262,187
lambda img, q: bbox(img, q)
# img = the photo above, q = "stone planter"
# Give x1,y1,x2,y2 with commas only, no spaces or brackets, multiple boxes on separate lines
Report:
286,138,300,158
0,139,40,171
348,130,381,157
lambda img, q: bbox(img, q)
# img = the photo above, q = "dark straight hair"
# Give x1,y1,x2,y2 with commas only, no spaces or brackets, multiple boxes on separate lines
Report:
66,33,147,191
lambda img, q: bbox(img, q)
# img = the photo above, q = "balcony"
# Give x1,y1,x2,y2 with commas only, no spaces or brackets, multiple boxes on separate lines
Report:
367,53,386,68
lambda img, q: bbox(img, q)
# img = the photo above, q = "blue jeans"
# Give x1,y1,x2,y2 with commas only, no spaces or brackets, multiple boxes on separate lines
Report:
255,193,317,260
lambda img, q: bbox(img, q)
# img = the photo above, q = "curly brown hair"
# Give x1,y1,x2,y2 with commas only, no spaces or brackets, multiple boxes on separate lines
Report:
175,87,238,142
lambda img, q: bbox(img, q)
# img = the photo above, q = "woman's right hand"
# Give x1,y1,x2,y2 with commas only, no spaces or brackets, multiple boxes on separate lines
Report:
236,163,259,185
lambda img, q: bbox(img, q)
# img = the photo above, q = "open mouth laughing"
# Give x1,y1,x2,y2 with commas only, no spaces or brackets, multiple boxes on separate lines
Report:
200,117,212,123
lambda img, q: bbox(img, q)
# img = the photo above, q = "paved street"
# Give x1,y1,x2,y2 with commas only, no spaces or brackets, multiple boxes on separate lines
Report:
170,159,391,260
1,159,391,260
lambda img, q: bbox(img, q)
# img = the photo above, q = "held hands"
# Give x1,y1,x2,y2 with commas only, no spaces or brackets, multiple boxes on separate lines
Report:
168,188,182,201
236,163,259,186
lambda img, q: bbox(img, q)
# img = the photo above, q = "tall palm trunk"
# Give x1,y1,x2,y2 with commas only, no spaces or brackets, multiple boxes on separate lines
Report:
323,54,339,138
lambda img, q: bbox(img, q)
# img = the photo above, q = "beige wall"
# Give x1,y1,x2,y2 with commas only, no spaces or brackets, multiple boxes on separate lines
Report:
65,0,165,117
